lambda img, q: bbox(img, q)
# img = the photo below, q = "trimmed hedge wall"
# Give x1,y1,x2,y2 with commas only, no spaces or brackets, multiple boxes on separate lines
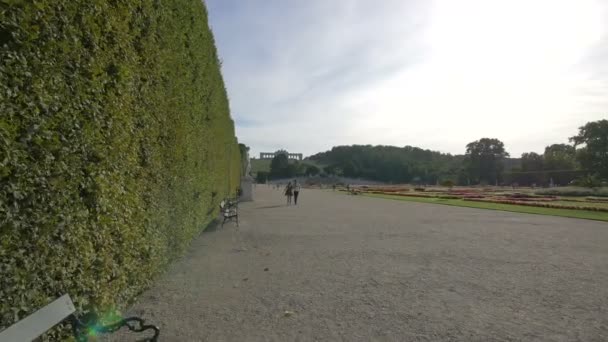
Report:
0,0,240,337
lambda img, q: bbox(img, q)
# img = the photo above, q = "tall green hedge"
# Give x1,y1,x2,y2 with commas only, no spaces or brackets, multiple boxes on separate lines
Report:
0,0,240,337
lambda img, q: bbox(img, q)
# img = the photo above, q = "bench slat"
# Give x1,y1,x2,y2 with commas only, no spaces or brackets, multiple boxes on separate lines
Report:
0,294,76,342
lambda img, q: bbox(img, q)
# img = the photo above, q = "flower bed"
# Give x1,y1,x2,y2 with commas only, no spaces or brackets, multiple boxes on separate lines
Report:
364,188,409,193
363,190,608,213
464,198,608,212
387,192,435,198
503,197,557,202
461,194,486,199
365,191,435,198
587,197,608,202
448,190,485,196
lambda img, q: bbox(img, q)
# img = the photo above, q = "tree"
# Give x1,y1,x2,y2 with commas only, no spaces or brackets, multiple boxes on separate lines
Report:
507,152,545,185
308,144,458,184
543,144,577,171
520,152,543,171
323,165,334,175
305,164,320,176
256,171,269,184
440,179,455,189
540,143,579,185
464,138,509,184
570,119,608,178
574,174,602,188
286,162,299,178
269,153,289,179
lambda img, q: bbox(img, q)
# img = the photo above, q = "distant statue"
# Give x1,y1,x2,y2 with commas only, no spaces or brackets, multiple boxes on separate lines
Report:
245,156,252,178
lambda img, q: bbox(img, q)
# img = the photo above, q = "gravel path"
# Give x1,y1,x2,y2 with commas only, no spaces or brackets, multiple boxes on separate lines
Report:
110,186,608,341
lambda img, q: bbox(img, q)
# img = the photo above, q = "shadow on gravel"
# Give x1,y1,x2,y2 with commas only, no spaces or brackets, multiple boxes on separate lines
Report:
254,205,285,210
203,220,221,233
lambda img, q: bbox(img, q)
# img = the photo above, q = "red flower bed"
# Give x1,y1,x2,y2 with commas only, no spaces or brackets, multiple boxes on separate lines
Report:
503,197,557,202
461,194,486,199
382,189,409,193
448,191,484,196
366,191,434,198
507,193,537,199
464,198,608,212
364,188,409,193
586,197,608,203
391,192,434,198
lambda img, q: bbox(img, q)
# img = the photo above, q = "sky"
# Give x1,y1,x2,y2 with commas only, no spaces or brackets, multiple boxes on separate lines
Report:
205,0,608,158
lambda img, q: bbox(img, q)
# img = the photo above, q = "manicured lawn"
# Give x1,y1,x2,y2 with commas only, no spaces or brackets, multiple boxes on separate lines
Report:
362,193,608,222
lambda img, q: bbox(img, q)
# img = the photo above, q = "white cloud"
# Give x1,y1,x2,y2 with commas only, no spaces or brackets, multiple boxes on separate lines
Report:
207,0,608,158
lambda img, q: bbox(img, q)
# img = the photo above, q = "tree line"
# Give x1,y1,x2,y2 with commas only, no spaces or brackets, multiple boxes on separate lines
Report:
508,120,608,186
255,154,321,183
300,119,608,186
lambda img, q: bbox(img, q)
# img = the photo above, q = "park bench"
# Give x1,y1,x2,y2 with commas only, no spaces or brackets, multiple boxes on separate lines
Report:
0,294,159,341
220,197,239,227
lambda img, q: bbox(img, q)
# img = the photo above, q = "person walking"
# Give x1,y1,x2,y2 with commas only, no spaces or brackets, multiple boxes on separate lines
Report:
284,182,293,205
293,180,301,205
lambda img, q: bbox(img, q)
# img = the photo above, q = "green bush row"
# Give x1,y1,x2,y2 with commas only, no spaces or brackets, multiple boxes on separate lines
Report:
535,187,608,198
0,0,240,338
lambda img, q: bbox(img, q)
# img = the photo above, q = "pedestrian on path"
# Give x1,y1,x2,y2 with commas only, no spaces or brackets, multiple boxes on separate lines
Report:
293,180,301,205
284,182,293,205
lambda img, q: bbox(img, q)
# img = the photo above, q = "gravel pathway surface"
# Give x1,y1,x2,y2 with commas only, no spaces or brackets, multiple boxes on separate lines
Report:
110,186,608,341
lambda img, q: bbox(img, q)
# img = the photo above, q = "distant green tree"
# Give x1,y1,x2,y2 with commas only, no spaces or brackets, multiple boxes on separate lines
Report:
309,145,458,183
323,165,336,175
570,119,608,178
270,153,289,179
305,164,320,176
521,152,544,171
256,171,269,183
286,162,299,178
539,144,579,185
507,152,545,185
574,174,602,188
440,179,455,188
464,138,509,184
543,144,577,171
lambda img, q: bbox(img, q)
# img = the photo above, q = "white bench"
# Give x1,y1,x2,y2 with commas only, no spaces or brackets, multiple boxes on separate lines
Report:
0,294,76,341
0,294,159,341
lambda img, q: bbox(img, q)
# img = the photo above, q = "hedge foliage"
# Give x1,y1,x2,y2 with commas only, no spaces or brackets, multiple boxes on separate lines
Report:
0,0,241,337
